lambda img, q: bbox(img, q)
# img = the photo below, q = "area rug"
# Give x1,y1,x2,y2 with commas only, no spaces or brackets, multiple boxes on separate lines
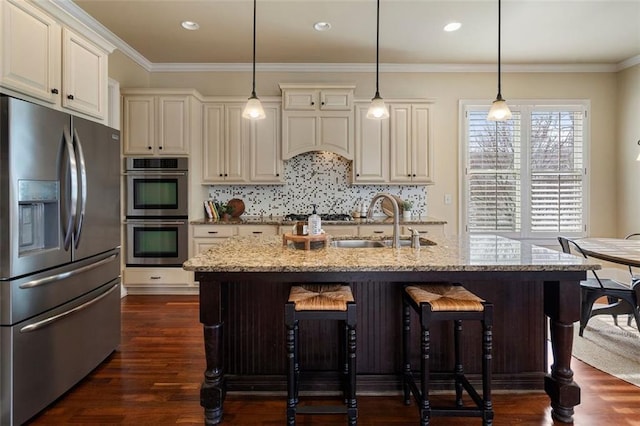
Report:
572,314,640,387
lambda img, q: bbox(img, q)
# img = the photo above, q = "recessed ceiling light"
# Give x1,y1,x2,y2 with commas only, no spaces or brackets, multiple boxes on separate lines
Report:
313,22,332,32
444,22,462,32
181,21,200,31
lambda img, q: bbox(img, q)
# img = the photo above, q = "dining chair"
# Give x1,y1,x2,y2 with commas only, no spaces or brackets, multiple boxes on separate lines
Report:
557,236,640,336
624,233,640,326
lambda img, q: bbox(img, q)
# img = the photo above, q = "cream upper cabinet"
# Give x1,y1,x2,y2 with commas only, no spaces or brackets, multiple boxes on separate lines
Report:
0,0,60,103
122,93,192,156
250,102,284,183
0,0,110,120
202,103,249,183
203,101,283,185
389,103,434,184
61,28,108,118
280,84,355,160
353,102,389,184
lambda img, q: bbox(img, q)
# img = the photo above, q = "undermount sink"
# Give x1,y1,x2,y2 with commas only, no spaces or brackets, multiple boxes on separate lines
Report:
330,240,387,248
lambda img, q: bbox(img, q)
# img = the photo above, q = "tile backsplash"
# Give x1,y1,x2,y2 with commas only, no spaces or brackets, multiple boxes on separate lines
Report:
208,151,427,216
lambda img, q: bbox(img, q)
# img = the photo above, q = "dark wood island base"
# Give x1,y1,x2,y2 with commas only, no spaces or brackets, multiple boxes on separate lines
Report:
185,235,597,425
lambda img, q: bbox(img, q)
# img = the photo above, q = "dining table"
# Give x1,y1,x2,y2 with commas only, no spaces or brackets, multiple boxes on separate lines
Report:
575,237,640,268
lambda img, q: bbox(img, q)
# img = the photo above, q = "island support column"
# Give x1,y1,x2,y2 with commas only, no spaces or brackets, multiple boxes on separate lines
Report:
198,277,226,425
543,279,581,423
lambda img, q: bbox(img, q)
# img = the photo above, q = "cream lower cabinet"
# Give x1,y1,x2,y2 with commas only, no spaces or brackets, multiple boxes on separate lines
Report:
123,268,195,295
192,225,236,255
193,224,278,255
0,0,111,120
359,225,394,237
321,225,359,236
401,224,445,237
122,91,194,156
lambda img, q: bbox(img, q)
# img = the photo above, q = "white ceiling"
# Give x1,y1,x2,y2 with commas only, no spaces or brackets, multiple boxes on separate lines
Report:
66,0,640,70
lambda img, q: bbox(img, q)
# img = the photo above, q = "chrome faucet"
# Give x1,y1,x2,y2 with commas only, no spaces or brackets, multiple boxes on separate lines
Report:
367,193,400,249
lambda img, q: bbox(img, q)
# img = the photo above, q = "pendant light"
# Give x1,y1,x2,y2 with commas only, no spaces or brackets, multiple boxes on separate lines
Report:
367,0,389,120
242,0,265,120
487,0,512,121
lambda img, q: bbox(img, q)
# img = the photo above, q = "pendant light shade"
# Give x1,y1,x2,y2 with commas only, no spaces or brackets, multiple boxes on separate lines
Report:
367,0,389,120
487,0,511,122
242,0,265,120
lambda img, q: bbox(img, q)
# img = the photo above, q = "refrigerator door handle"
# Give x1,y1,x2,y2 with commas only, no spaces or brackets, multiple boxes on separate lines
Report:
73,127,88,248
62,126,78,251
18,253,119,289
19,281,120,333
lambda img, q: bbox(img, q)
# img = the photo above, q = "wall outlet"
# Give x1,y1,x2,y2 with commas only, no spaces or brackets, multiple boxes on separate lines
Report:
444,194,452,205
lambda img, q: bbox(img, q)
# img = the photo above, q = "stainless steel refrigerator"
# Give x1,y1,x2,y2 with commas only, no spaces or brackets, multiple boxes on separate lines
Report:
0,95,121,425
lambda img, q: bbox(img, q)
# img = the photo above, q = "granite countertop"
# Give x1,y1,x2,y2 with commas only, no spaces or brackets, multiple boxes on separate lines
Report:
190,215,448,226
183,234,600,273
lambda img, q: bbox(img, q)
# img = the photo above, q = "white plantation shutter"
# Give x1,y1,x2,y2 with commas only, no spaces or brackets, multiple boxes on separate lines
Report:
530,111,584,233
463,102,588,240
467,111,521,232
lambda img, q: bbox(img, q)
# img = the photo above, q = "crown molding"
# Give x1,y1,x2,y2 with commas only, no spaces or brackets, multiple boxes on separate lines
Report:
149,62,620,73
617,55,640,71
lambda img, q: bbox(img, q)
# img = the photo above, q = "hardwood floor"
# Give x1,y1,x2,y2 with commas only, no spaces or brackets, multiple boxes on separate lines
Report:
27,296,640,425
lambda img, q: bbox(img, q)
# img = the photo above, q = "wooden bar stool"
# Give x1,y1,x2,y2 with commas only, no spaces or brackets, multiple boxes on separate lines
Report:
402,283,494,426
285,284,357,425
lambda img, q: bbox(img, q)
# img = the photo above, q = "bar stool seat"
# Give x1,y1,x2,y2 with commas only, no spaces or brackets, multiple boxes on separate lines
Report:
402,283,494,426
285,284,357,425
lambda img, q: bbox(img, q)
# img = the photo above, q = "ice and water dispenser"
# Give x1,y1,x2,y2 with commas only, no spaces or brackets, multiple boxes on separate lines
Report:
18,180,60,255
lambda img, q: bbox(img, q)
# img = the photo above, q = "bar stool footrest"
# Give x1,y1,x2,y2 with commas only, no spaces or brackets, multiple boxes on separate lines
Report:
296,405,348,415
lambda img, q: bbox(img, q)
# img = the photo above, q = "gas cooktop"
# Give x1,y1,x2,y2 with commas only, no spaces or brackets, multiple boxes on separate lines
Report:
284,213,353,222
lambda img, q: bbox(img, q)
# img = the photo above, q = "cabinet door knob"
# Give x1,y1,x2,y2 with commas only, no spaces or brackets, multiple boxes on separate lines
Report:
321,101,325,105
311,101,315,106
412,174,416,177
147,146,152,150
51,88,59,94
224,173,228,177
407,174,411,177
67,94,74,100
219,173,223,177
158,146,163,150
356,173,360,177
276,173,280,177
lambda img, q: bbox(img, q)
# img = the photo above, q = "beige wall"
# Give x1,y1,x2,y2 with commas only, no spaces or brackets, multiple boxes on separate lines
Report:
616,64,640,237
111,61,622,236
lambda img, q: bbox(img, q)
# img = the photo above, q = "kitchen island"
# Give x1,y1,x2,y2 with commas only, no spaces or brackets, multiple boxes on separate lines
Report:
183,234,598,425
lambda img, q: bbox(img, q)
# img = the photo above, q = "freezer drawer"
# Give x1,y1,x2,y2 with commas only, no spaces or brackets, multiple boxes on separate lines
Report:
0,248,120,325
0,280,121,426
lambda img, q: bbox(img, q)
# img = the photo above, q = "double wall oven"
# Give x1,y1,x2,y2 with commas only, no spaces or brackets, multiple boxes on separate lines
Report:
124,158,188,267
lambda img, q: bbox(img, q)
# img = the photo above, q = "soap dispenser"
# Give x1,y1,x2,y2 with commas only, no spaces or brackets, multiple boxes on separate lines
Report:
308,204,322,236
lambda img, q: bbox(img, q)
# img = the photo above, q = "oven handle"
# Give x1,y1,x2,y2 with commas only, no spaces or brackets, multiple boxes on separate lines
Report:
19,282,120,333
122,171,187,176
123,220,187,225
19,253,119,289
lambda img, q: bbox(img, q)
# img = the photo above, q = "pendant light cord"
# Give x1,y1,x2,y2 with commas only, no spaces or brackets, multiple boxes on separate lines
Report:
496,0,502,99
374,0,381,97
251,0,257,97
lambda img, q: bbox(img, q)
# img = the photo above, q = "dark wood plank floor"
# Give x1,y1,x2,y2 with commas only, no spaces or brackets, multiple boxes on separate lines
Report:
27,295,640,425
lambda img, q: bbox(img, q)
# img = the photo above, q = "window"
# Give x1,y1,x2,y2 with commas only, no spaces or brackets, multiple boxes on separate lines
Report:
461,100,589,241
